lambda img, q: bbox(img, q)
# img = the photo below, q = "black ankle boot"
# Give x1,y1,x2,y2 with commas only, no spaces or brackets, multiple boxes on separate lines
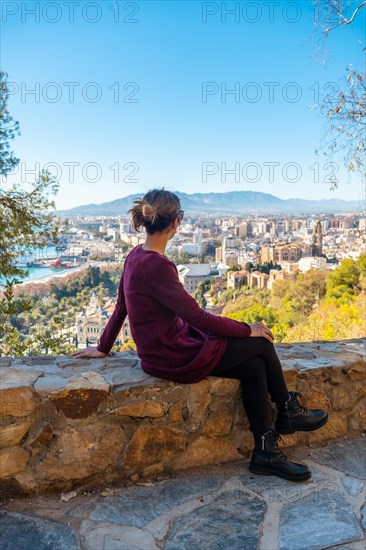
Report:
249,429,311,482
275,391,328,435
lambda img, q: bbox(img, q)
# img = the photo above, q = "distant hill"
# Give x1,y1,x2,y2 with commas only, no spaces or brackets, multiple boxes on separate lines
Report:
56,191,363,217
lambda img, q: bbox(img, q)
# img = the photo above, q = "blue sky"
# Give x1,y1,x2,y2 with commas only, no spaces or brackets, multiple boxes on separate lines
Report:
2,0,365,209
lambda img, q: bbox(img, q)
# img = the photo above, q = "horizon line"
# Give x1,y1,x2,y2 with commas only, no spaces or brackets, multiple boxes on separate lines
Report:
55,189,365,212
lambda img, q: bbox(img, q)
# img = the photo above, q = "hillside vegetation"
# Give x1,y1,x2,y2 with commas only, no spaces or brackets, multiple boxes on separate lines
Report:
224,255,365,342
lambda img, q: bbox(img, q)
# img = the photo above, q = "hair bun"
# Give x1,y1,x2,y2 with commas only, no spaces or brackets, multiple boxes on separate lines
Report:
142,203,156,221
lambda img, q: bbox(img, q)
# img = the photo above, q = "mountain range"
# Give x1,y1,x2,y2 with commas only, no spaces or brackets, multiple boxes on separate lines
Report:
56,191,363,217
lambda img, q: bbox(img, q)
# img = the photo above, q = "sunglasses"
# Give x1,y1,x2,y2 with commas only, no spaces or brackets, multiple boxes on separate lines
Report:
178,209,184,222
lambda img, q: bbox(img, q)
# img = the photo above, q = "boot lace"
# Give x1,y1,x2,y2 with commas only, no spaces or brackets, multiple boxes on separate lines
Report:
262,430,289,462
290,391,309,416
271,430,289,462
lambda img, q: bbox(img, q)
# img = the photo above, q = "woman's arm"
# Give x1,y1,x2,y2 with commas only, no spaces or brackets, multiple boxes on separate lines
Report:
150,260,251,337
96,269,127,354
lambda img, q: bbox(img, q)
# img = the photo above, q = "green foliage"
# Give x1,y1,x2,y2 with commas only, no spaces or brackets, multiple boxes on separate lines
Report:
0,170,65,279
281,270,327,318
0,72,69,356
221,288,270,315
270,279,290,310
326,258,361,300
167,251,192,264
257,261,281,274
224,255,365,343
0,71,20,176
228,263,242,272
218,287,236,305
286,292,365,342
2,266,122,356
228,304,278,326
357,254,366,278
194,279,211,307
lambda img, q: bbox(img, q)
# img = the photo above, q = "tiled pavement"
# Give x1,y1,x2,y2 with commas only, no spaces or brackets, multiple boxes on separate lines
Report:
1,435,365,550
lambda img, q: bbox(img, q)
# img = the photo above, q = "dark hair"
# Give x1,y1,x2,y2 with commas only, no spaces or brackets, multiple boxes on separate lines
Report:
128,188,183,234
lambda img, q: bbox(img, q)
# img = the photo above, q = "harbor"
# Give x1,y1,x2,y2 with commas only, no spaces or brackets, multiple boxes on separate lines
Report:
5,240,117,286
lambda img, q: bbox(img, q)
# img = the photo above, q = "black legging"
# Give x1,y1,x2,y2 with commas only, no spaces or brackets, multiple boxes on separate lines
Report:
209,336,289,436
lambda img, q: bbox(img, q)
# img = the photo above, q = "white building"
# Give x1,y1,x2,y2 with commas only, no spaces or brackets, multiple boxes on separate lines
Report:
106,228,120,241
119,222,131,233
181,228,203,256
298,256,327,273
177,263,218,292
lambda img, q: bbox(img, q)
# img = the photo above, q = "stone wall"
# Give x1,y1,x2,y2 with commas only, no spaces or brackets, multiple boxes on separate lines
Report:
0,339,365,497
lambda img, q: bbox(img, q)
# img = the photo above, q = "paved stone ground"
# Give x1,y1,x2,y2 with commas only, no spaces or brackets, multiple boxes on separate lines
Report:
1,435,365,550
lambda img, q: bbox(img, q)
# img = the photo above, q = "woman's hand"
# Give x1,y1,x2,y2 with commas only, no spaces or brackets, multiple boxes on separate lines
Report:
71,346,108,358
249,322,274,343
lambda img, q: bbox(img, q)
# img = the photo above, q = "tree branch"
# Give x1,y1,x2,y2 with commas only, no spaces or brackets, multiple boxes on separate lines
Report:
325,1,366,34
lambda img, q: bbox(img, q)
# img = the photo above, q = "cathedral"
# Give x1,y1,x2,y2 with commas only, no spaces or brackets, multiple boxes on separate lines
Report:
76,292,131,347
309,220,323,257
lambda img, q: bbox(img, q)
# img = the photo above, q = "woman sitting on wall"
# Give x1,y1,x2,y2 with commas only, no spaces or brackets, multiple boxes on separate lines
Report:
73,188,328,481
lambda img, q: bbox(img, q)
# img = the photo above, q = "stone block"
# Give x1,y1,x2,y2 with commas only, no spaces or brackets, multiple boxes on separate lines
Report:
34,376,68,395
279,489,363,550
278,432,298,448
184,379,211,432
79,520,159,550
142,462,164,478
168,401,183,422
349,397,366,432
108,399,165,418
207,377,241,397
51,389,109,419
283,368,298,387
331,384,359,411
204,410,233,437
100,366,153,392
165,490,266,550
0,447,29,479
39,424,125,482
348,361,366,381
82,475,225,528
296,378,310,394
26,423,55,448
125,427,186,471
0,421,32,448
230,420,251,454
1,368,43,389
308,412,347,444
170,436,242,470
45,372,110,419
301,388,331,411
0,387,37,418
0,510,80,550
285,347,317,359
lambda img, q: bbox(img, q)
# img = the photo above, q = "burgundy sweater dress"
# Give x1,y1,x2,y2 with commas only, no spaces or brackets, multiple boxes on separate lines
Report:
97,244,252,383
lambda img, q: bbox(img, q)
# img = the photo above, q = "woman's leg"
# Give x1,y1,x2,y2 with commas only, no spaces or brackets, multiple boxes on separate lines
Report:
212,356,273,435
209,337,314,481
210,336,289,406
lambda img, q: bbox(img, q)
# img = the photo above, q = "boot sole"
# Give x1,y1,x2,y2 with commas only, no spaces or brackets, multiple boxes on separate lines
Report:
249,463,311,482
275,413,329,435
